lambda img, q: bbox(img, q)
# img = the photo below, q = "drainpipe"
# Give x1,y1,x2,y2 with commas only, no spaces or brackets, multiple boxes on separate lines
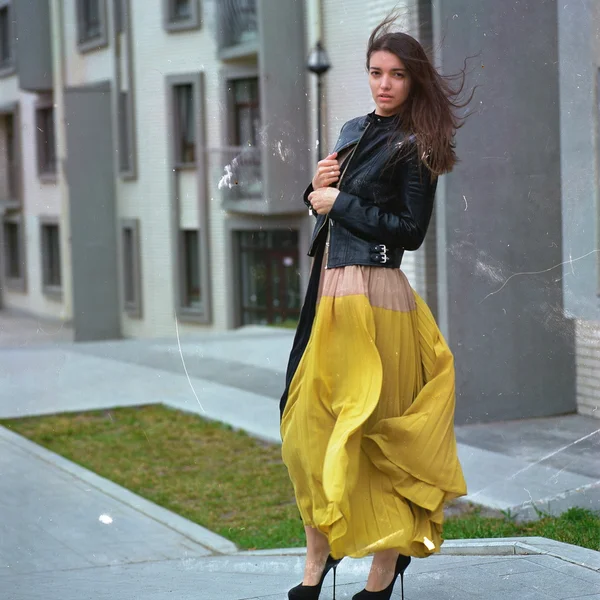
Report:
50,0,73,323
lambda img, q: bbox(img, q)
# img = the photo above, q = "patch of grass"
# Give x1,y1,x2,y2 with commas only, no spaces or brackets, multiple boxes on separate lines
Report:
443,505,600,551
2,406,599,552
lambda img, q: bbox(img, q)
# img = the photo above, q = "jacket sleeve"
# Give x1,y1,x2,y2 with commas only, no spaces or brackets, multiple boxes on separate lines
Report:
328,150,437,251
303,183,317,217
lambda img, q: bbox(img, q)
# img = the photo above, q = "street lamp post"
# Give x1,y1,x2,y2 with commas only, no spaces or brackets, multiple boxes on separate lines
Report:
307,41,331,162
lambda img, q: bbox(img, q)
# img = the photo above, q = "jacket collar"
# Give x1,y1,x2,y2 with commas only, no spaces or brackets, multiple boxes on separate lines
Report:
332,115,369,154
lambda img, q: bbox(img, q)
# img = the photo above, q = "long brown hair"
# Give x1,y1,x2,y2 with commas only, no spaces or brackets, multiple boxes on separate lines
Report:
367,13,475,176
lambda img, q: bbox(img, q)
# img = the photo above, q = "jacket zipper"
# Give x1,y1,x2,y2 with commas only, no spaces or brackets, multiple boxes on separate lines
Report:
312,122,372,249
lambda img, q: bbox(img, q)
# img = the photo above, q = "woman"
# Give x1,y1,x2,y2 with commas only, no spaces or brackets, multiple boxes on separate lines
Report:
280,15,473,600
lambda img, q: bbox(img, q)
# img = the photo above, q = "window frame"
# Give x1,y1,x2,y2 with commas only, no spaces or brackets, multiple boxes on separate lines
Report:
35,97,58,182
220,66,264,212
39,216,62,299
1,212,26,292
179,228,202,311
120,218,142,318
0,0,15,78
162,0,201,33
166,72,211,323
0,101,22,208
172,83,196,169
112,0,137,180
76,0,109,54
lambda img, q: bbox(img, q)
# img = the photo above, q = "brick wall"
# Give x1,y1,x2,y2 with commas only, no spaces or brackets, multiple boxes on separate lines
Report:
575,320,600,418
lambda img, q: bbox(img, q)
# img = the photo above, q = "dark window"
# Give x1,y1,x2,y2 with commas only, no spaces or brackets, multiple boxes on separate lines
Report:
0,5,10,67
80,0,101,41
218,0,257,48
181,230,201,309
36,107,57,175
3,220,20,279
114,0,124,34
76,0,107,50
4,112,17,199
232,78,259,146
174,84,195,165
41,223,61,289
171,0,191,21
118,91,131,173
123,226,135,305
121,220,142,316
238,230,300,326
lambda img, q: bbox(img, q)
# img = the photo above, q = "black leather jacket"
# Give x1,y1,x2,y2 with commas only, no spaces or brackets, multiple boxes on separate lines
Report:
304,112,438,269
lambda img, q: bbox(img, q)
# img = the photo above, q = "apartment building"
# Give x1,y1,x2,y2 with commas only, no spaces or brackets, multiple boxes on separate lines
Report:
0,0,597,423
0,0,427,339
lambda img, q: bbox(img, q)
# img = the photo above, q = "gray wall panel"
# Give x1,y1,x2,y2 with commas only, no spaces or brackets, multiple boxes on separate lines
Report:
65,83,120,341
435,0,576,423
257,0,309,215
558,1,600,320
14,0,53,92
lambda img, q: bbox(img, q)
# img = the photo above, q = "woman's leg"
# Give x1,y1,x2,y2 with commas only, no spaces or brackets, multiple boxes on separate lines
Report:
365,549,400,591
303,526,331,585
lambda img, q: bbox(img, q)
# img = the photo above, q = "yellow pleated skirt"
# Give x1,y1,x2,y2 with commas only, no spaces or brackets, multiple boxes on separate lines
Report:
280,264,467,559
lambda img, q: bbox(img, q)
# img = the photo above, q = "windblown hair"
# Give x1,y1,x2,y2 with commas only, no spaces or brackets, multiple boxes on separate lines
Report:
367,13,475,176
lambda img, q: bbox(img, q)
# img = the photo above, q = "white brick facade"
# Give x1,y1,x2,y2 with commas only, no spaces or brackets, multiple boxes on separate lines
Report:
575,320,600,418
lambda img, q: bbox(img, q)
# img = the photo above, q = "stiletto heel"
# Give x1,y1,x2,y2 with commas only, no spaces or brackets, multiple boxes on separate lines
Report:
288,554,343,600
332,564,337,600
352,554,411,600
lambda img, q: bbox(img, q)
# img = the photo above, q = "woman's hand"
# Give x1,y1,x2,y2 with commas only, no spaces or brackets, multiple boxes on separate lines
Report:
312,152,340,189
308,187,340,215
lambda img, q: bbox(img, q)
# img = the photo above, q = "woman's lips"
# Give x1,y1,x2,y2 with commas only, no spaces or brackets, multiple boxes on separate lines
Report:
379,95,393,101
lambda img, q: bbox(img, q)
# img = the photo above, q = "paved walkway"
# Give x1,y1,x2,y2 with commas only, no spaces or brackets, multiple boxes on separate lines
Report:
1,310,599,599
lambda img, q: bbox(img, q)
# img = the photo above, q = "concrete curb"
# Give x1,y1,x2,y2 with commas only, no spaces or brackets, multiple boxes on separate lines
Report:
238,538,600,573
0,425,238,556
508,481,600,522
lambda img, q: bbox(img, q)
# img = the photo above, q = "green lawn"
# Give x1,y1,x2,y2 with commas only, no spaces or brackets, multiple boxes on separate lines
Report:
1,404,598,552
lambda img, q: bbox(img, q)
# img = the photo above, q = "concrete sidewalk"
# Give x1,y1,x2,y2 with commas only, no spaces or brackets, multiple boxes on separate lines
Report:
1,424,599,600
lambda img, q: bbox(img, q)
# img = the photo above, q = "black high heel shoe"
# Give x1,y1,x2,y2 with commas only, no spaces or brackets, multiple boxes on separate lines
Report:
352,554,411,600
288,554,343,600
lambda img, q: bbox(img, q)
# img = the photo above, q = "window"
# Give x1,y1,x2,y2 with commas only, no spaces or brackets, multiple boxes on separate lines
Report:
40,221,62,294
172,0,191,20
76,0,108,52
2,216,25,289
181,230,201,310
218,0,257,49
36,106,57,177
221,76,262,202
232,78,260,146
238,230,300,325
118,91,132,173
163,0,201,32
2,111,17,200
0,1,14,75
121,219,142,317
174,84,195,166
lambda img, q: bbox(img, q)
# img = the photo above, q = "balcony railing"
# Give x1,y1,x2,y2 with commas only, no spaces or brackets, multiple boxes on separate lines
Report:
211,146,262,204
217,0,258,50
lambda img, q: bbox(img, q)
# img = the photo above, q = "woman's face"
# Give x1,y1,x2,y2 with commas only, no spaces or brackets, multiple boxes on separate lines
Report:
368,50,411,116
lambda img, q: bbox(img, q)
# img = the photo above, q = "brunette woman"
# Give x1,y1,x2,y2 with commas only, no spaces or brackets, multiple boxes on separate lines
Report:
280,14,472,600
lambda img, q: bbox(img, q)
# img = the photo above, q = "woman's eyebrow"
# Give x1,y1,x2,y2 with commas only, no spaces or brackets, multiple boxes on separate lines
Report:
369,67,406,72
